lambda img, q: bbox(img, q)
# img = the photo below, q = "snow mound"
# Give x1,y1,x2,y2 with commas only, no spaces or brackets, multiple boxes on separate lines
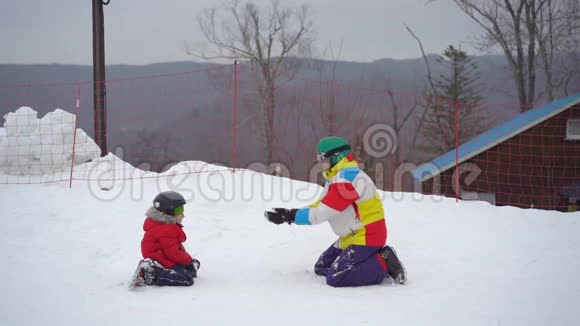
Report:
0,107,100,175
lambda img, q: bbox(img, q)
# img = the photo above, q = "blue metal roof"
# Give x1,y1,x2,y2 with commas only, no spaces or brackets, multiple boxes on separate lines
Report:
412,93,580,182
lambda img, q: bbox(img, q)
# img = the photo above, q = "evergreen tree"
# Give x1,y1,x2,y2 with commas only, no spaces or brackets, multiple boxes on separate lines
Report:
419,45,489,158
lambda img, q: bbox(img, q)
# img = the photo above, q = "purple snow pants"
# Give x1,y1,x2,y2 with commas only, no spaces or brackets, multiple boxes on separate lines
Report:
153,264,195,287
314,243,386,287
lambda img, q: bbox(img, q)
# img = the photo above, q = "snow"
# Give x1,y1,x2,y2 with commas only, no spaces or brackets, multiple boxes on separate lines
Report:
1,109,580,325
1,165,579,325
0,107,100,176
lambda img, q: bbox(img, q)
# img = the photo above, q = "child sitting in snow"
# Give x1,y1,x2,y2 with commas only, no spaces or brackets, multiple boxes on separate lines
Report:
130,191,200,288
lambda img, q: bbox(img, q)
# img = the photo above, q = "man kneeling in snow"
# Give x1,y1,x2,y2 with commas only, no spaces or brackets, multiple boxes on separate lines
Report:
265,136,407,287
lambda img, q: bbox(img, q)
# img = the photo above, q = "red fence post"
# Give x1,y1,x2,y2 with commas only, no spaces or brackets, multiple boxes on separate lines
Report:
69,86,81,189
232,61,238,173
454,101,459,202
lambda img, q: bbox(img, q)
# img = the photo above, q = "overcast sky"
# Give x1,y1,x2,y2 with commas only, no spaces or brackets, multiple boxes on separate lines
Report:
0,0,483,65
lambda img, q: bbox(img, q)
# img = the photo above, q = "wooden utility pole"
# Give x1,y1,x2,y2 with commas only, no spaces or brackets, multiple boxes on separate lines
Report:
92,0,109,156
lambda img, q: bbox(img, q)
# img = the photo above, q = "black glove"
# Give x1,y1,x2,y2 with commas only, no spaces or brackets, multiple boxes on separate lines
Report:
264,208,298,225
186,259,201,278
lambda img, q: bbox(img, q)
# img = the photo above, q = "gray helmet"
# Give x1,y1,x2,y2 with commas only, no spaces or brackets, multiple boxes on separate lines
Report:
153,191,186,216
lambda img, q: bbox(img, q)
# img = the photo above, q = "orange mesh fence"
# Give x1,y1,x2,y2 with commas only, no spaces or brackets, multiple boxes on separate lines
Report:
1,63,578,211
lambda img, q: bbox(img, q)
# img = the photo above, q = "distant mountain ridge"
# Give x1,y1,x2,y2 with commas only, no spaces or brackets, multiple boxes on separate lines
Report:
1,55,578,179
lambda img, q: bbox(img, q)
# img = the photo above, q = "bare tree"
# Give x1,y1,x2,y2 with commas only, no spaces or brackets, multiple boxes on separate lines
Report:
535,0,580,99
308,40,367,138
405,25,445,159
191,0,314,163
349,87,422,192
386,89,421,165
450,0,580,111
310,42,343,137
132,128,172,172
563,49,580,95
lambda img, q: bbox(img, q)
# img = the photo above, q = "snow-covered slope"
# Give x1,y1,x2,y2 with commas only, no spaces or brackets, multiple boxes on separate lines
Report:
0,165,579,325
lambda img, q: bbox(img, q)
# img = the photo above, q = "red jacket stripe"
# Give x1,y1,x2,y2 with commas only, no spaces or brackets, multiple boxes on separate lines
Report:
321,182,360,212
364,219,387,247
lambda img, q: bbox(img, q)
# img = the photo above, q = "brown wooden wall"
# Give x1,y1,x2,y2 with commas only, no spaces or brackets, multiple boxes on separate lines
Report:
422,104,580,211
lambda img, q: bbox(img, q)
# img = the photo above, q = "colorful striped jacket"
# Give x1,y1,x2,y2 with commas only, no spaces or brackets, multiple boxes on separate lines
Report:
295,154,387,249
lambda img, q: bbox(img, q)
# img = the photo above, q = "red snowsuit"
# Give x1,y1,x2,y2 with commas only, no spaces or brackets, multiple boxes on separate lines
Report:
141,217,193,268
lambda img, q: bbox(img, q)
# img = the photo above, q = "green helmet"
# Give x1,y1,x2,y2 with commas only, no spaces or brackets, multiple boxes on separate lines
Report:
316,136,351,166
